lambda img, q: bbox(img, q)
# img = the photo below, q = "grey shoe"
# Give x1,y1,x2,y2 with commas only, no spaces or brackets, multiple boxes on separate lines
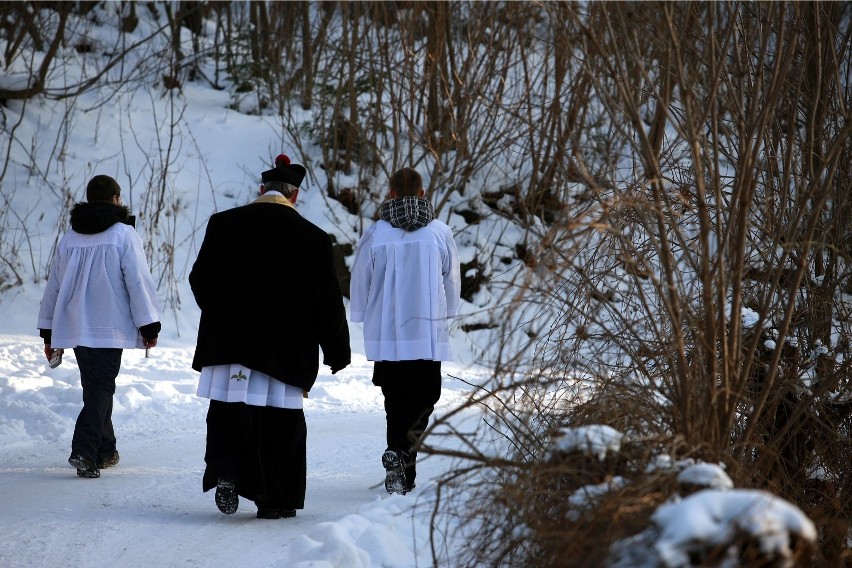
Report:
215,478,239,514
382,450,408,495
68,454,100,478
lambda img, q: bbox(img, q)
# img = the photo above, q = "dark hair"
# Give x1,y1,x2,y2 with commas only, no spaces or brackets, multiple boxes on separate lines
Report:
389,168,423,197
86,175,121,203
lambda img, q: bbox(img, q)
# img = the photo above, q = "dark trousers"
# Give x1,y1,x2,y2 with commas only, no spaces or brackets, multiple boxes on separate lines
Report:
71,347,122,462
203,400,307,510
373,360,442,484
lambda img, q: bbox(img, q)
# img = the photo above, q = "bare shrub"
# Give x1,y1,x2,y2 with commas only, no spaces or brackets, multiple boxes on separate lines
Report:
425,2,852,565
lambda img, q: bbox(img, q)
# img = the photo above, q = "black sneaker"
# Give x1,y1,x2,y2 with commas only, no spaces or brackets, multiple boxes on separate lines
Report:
215,478,239,514
68,454,100,478
97,451,120,469
382,449,408,495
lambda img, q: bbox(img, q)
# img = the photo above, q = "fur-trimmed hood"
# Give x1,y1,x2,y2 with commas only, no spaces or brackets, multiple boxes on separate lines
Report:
70,202,133,234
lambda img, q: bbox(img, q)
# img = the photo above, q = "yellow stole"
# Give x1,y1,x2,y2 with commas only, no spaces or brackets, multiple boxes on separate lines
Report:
252,194,296,210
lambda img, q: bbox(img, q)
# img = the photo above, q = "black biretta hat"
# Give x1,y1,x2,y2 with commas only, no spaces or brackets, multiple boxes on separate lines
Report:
261,153,306,188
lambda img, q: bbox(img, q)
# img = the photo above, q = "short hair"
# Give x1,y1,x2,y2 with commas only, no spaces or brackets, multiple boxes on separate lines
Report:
389,168,423,197
264,180,298,198
87,175,121,203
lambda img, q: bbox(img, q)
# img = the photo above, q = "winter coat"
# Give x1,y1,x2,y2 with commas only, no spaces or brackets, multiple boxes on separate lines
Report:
189,193,351,392
37,202,161,349
350,196,461,361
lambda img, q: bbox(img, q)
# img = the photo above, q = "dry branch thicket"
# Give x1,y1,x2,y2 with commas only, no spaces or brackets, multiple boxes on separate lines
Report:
420,2,852,566
1,2,850,565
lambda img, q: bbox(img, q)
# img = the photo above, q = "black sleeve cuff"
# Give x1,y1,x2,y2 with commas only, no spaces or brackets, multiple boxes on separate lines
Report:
139,322,161,340
39,329,52,344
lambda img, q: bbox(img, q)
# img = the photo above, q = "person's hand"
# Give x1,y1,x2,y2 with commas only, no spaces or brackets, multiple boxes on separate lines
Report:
330,363,347,375
44,345,63,361
142,337,158,349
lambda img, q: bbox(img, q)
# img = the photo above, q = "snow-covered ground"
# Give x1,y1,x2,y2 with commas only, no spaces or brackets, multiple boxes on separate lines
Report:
0,297,484,567
0,295,819,567
0,8,491,561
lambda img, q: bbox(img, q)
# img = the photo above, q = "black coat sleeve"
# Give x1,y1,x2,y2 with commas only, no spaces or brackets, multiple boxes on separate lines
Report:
189,214,220,311
312,232,351,372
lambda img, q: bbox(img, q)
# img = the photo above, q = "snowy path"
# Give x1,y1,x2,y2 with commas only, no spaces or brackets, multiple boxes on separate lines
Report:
0,334,479,567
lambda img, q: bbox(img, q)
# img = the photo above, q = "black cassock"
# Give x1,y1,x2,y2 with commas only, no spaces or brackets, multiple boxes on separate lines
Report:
202,400,306,510
190,196,351,512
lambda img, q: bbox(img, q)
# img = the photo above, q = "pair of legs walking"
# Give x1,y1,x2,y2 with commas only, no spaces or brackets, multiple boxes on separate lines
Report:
69,347,122,478
373,360,442,494
203,400,307,518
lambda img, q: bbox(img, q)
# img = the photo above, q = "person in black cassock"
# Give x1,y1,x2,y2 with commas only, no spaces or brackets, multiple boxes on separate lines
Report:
190,154,350,519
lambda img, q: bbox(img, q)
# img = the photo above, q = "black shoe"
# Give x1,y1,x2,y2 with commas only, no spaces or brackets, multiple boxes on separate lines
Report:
68,454,100,478
215,479,238,514
97,451,120,469
256,508,297,519
382,449,408,495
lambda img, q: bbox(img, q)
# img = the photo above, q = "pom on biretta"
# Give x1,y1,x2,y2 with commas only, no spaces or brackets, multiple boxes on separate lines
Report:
262,153,306,188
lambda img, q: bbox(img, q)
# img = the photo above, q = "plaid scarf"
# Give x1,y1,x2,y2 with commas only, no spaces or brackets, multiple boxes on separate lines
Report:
380,196,435,231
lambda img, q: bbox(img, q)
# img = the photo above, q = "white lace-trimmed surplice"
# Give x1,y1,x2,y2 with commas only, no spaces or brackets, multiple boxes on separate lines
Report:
196,364,303,409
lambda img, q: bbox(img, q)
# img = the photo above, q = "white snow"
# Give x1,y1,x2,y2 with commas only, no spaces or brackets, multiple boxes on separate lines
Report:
652,489,817,567
0,4,820,565
0,324,480,568
740,306,761,328
677,462,734,491
550,424,624,461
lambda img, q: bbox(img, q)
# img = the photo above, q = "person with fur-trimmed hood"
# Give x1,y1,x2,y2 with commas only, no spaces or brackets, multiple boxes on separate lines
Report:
350,167,461,495
190,154,350,519
37,174,161,479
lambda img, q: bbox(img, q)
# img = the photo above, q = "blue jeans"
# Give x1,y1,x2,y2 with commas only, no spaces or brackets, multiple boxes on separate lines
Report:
71,347,122,462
